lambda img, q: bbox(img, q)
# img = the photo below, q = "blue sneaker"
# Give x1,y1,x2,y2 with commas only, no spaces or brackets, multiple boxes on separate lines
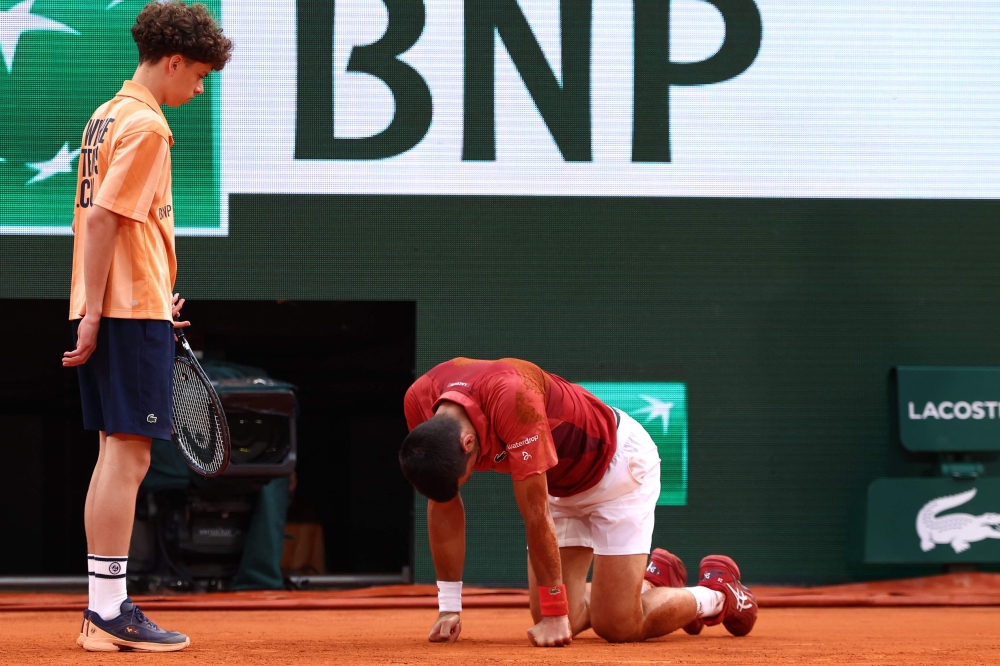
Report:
76,609,91,647
83,598,190,652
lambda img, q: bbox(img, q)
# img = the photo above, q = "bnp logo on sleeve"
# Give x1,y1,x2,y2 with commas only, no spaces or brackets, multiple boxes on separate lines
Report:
578,382,688,506
0,0,224,235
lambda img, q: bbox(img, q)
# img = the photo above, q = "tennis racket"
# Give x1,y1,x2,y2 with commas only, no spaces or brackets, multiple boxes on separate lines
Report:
171,329,231,476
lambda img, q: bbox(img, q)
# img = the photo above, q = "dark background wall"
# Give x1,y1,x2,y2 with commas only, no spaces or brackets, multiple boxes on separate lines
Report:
4,195,1000,584
0,299,414,576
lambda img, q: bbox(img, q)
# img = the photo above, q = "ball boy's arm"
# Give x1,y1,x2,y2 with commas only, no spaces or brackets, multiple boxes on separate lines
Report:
63,205,118,367
427,494,466,642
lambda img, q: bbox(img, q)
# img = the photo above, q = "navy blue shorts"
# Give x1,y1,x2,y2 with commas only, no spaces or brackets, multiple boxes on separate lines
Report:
72,318,175,440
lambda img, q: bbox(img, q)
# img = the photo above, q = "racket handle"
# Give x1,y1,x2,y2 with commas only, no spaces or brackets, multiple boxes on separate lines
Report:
175,327,193,352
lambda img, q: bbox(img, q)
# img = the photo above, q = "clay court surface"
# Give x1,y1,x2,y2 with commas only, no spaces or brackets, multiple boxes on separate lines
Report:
2,606,998,666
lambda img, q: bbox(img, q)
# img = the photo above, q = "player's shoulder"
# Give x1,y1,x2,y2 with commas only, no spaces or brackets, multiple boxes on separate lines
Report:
404,374,439,428
493,358,546,389
406,373,433,395
404,374,437,407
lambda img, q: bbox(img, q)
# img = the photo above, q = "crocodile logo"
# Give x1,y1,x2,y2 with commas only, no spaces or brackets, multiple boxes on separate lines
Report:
916,488,1000,554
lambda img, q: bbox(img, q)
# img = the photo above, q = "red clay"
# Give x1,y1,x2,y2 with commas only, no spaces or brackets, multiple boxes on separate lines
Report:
4,574,1000,613
1,607,998,665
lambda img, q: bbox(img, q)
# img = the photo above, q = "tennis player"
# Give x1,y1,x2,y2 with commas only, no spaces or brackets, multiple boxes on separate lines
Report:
62,1,231,652
400,358,757,647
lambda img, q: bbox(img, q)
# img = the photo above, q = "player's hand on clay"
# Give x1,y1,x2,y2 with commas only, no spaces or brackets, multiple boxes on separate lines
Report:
428,612,462,643
527,615,572,647
63,313,101,367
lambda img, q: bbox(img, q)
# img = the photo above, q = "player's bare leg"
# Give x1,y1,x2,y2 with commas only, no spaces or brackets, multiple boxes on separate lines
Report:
528,546,594,635
589,554,698,642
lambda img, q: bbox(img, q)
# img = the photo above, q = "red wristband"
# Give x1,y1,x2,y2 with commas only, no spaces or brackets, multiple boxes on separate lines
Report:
538,584,569,617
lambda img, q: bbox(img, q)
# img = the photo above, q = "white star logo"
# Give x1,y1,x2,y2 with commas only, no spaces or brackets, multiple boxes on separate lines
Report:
0,0,78,74
633,395,674,434
25,142,79,185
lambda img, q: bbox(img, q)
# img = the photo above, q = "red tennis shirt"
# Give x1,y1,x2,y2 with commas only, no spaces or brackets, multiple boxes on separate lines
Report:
403,358,618,497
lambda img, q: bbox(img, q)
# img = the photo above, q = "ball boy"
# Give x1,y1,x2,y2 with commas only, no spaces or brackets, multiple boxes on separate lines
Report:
63,1,232,652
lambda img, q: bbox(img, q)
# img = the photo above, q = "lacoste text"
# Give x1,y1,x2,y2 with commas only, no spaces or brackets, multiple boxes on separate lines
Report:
908,401,1000,420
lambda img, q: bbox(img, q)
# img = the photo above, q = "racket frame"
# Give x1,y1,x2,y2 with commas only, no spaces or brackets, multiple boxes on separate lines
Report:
171,328,231,477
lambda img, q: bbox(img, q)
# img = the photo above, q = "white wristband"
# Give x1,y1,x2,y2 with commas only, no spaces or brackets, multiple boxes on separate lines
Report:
437,580,462,613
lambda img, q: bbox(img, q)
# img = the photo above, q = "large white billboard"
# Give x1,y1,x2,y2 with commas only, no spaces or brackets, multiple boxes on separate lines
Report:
222,0,1000,199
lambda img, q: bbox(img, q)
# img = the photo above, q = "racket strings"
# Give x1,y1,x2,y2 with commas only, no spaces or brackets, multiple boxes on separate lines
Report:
172,359,226,475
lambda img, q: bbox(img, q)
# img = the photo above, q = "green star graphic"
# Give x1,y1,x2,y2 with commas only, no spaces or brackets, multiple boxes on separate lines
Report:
0,0,222,234
26,141,79,184
579,382,688,506
0,0,78,74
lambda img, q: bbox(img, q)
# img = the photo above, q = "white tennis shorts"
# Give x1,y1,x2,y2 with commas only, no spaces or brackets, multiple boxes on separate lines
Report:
547,409,661,556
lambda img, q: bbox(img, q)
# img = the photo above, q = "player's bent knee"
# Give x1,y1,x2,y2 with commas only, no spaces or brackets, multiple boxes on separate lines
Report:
591,617,643,643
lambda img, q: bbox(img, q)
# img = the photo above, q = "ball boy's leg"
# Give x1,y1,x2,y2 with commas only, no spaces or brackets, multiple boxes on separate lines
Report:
88,433,151,625
84,432,108,554
91,433,151,556
79,432,107,647
83,432,189,652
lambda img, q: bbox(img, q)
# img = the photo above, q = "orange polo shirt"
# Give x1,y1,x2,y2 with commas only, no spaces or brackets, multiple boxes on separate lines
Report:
69,81,176,321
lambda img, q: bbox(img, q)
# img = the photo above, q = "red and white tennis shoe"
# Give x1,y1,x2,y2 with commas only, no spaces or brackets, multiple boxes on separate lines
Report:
644,548,704,635
697,554,757,637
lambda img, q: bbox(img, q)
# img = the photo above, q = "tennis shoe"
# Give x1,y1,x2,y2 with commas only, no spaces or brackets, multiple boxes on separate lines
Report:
644,548,703,635
697,555,757,637
83,598,190,652
76,609,91,647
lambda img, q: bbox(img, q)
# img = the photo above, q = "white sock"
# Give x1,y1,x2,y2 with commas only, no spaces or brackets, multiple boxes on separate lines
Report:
91,556,129,621
686,586,726,619
87,555,95,612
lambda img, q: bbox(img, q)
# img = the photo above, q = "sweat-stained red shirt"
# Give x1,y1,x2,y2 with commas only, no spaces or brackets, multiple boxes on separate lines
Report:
403,358,618,497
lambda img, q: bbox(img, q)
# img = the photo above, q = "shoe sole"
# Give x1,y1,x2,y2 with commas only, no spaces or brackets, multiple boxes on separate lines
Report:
83,626,190,652
700,554,742,581
76,617,89,648
648,548,687,587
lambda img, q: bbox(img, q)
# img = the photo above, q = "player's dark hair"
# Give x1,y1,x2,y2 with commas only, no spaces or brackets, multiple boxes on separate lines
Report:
132,1,233,71
399,416,468,503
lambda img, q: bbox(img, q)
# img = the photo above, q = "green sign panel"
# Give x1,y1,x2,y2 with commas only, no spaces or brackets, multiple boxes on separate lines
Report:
865,477,1000,563
0,0,222,235
896,367,1000,452
578,382,687,506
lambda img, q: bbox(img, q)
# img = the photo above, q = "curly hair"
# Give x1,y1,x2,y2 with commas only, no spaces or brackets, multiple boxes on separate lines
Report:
132,1,233,71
